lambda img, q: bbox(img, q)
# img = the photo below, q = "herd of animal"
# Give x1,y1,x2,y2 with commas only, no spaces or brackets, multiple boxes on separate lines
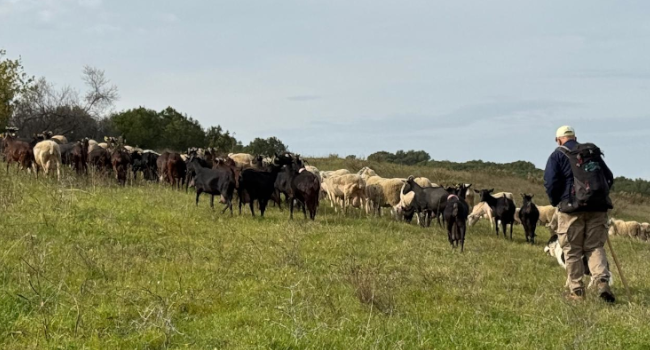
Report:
2,127,648,254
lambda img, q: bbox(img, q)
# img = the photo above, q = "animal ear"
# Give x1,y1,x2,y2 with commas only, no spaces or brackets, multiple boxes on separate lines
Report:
489,189,494,193
474,189,479,193
407,175,414,181
521,193,525,198
531,194,534,199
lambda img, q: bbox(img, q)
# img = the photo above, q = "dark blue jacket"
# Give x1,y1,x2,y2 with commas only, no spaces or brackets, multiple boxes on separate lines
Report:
544,140,614,207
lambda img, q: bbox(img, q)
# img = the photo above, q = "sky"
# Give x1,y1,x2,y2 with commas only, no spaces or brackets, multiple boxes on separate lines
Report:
1,0,650,179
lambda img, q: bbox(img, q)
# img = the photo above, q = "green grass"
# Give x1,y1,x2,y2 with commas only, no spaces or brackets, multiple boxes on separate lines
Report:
1,168,650,350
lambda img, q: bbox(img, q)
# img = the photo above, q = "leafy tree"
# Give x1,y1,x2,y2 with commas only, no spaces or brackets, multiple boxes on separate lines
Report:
244,136,288,157
110,107,162,148
205,126,243,154
394,150,431,165
0,49,33,129
158,107,205,151
367,151,395,163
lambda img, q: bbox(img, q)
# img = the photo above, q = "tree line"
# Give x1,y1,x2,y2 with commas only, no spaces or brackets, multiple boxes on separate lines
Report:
368,149,650,197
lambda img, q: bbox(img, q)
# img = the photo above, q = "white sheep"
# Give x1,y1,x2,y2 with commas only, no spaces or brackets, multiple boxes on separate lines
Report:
414,177,433,188
33,140,62,180
468,202,495,229
228,153,255,167
537,205,556,226
50,135,68,144
358,167,406,217
324,174,366,213
608,218,641,239
321,169,351,180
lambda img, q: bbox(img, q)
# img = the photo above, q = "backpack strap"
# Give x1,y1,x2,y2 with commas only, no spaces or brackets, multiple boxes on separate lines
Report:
556,146,571,159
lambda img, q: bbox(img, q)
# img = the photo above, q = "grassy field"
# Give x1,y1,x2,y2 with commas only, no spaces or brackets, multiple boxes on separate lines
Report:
1,164,650,350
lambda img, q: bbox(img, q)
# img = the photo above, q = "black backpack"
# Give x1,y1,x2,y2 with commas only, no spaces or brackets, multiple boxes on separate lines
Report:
558,143,613,212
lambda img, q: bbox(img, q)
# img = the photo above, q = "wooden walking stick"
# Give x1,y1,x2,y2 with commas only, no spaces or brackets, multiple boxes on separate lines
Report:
606,237,632,303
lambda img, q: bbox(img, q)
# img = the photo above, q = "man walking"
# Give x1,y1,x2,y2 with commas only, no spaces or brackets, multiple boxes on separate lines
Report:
544,126,616,302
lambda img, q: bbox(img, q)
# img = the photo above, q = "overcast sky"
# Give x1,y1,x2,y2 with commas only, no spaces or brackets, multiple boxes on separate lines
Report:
2,0,649,179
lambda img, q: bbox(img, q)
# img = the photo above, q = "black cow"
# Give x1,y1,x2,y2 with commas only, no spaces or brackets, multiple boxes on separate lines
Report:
476,189,516,239
519,194,540,244
187,157,236,214
402,176,449,227
443,184,471,252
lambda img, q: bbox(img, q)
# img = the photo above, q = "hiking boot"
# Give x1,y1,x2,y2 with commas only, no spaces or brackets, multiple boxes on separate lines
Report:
565,288,585,302
597,280,616,303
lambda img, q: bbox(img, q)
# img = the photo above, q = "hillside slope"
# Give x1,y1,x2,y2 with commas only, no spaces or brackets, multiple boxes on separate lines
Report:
1,170,649,349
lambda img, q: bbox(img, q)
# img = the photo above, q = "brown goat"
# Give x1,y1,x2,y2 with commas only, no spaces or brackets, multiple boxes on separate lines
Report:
3,134,35,175
70,139,89,174
111,147,131,186
166,153,186,190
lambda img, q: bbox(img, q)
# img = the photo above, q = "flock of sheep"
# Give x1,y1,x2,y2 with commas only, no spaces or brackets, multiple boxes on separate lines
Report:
2,128,648,246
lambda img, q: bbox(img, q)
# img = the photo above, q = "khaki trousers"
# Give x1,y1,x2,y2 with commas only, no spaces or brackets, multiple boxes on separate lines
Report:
556,211,610,292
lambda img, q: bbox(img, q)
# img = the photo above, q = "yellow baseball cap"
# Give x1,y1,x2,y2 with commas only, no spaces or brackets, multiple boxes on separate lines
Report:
556,125,575,138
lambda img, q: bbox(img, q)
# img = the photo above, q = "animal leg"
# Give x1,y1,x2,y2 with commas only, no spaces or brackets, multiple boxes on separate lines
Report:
531,223,536,245
510,222,513,240
249,200,255,217
196,190,202,206
447,220,454,247
210,195,215,209
260,199,268,217
460,224,466,253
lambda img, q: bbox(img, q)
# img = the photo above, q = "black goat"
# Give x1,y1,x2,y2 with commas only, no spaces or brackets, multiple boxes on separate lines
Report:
519,194,540,244
238,153,290,217
443,184,471,252
187,157,236,214
287,156,320,220
476,189,516,239
402,176,449,227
